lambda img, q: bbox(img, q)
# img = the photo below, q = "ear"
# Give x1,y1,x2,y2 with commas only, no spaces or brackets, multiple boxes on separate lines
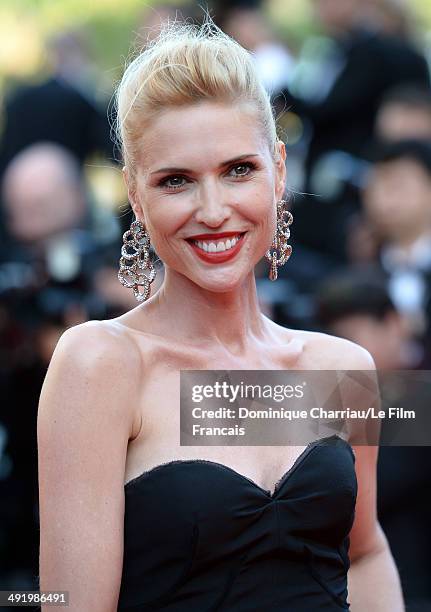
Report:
274,140,287,201
122,166,145,223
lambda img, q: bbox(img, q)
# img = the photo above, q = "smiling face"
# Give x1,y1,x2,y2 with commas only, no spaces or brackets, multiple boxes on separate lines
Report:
126,101,286,293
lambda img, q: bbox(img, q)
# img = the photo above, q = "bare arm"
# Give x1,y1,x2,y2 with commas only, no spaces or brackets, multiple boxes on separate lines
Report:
37,321,141,611
348,444,404,611
345,347,404,611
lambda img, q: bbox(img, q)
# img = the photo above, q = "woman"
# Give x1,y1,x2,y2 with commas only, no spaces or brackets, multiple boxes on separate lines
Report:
37,19,403,611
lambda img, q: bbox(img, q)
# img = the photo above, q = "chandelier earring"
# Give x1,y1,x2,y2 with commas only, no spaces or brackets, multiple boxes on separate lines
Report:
118,217,157,302
264,199,293,281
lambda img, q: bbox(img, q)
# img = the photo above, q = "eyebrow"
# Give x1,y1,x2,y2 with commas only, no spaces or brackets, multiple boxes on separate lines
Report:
149,153,261,176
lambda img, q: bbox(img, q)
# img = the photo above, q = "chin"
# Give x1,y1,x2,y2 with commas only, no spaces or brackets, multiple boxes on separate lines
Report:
192,270,252,293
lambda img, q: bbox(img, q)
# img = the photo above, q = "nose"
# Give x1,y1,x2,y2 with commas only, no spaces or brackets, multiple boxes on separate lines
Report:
194,182,232,227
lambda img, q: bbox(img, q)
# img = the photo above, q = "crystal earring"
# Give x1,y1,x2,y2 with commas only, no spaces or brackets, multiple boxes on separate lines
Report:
118,218,156,302
265,199,293,281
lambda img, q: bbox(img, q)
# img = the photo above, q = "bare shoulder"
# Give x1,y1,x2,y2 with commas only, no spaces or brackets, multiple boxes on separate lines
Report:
53,318,142,371
265,315,375,370
39,319,143,439
300,329,376,370
298,329,380,445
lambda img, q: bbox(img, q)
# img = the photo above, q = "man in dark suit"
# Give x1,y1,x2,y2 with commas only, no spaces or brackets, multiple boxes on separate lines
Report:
0,76,112,176
275,0,430,257
0,70,114,245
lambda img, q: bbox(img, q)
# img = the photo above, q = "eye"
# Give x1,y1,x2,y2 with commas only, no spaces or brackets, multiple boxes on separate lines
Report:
228,162,256,178
159,175,188,190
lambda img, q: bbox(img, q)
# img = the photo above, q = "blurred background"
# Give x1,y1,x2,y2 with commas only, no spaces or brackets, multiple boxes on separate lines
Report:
1,0,431,610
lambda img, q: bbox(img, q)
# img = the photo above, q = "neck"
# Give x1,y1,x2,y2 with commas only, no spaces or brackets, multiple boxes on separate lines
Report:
149,266,268,354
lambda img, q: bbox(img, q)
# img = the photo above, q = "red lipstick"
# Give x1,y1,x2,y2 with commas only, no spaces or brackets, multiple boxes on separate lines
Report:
187,231,244,240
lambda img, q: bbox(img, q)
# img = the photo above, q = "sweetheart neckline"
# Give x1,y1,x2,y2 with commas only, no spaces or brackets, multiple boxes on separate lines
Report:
124,434,352,499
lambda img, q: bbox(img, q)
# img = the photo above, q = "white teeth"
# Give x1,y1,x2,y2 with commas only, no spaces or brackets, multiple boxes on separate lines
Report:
191,233,243,253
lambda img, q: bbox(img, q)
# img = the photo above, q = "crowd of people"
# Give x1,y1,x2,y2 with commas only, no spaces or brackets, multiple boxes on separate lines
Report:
1,0,431,609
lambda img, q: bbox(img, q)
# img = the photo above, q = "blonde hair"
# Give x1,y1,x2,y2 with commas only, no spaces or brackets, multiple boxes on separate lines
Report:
115,17,279,186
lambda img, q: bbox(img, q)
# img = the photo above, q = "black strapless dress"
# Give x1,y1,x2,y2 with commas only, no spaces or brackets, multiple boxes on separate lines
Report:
118,434,357,611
